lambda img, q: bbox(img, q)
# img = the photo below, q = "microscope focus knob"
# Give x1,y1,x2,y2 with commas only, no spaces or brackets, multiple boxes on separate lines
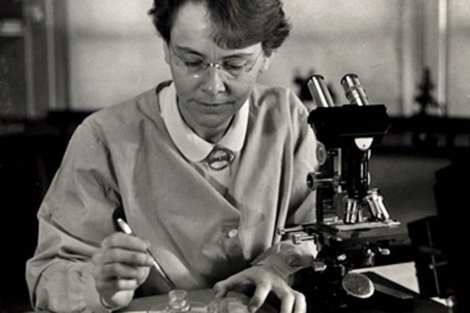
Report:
316,142,328,165
307,172,332,190
307,172,316,189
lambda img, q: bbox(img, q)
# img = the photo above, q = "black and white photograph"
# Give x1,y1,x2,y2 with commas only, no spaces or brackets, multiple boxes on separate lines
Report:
1,1,469,312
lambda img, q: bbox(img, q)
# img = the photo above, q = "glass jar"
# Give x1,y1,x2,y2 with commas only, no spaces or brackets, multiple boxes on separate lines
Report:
149,290,206,313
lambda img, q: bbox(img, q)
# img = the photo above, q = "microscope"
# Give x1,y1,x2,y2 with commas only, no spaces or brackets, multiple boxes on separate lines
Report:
281,74,402,311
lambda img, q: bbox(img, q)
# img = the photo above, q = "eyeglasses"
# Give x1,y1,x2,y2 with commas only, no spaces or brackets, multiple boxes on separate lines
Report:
170,45,263,80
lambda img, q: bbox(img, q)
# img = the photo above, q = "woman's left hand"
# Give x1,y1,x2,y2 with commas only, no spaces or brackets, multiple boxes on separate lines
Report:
213,265,306,313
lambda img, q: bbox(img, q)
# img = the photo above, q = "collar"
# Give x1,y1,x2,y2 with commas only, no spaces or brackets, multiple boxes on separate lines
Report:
159,82,249,162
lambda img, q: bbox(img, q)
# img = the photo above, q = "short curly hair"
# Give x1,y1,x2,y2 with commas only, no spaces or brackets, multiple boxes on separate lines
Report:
148,0,291,56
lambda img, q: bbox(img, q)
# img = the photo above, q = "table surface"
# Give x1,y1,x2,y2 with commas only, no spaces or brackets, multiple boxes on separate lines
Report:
120,289,276,313
352,262,448,306
118,262,449,313
29,262,450,313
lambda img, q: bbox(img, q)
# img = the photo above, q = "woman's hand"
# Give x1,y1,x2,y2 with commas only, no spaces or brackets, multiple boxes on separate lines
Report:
92,232,154,310
213,265,306,313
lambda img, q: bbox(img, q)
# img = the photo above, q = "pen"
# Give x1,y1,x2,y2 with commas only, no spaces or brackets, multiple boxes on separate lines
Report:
116,218,176,290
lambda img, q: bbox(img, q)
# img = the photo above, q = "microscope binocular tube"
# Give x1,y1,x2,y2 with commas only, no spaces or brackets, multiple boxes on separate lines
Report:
307,73,370,108
307,74,391,224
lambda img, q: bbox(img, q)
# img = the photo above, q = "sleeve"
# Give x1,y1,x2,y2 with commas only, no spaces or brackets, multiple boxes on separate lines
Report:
25,122,122,313
252,90,318,282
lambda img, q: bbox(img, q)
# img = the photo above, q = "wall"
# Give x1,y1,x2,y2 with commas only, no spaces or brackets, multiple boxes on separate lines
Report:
447,1,470,117
55,1,470,116
65,0,168,110
64,1,409,114
260,1,405,116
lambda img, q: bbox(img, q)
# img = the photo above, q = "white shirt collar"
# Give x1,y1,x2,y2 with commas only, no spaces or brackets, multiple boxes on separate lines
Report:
159,82,249,162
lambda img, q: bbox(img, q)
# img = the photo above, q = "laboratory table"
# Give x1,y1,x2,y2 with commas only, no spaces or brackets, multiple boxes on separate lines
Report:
30,263,450,313
122,263,449,313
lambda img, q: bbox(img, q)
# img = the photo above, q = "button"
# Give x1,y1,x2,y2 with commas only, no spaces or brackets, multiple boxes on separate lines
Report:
228,229,238,238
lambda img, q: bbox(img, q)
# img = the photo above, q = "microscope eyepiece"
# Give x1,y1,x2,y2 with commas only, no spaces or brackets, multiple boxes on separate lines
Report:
307,75,335,108
341,74,370,106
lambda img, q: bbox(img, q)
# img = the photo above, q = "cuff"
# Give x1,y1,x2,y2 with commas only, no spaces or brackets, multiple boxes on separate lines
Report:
252,240,317,281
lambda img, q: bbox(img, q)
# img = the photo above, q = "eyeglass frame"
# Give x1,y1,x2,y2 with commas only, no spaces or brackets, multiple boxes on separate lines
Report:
169,44,264,80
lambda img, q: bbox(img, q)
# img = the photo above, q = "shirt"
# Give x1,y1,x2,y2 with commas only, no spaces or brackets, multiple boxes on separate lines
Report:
26,82,318,313
160,82,249,187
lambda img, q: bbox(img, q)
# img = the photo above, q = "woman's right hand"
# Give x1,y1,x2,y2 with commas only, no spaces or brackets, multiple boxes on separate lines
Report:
92,232,154,310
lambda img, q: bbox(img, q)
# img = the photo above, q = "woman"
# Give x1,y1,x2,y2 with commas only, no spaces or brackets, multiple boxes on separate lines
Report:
26,1,318,312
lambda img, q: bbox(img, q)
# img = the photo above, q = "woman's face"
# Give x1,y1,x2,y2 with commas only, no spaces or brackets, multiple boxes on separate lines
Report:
163,2,271,142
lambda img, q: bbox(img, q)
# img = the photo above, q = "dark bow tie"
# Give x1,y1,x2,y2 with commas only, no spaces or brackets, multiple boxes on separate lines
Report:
203,145,235,171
